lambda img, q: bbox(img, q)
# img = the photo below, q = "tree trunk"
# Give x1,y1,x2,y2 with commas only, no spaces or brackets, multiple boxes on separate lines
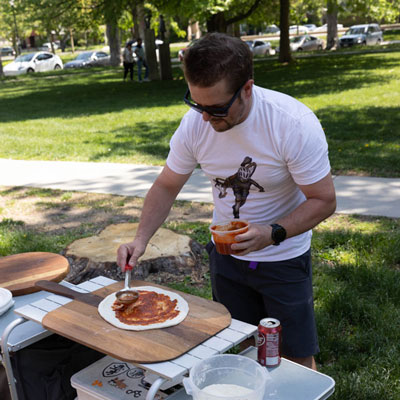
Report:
64,223,207,285
159,41,172,80
137,3,146,40
279,0,293,63
206,12,228,32
144,28,160,80
0,56,4,78
326,0,338,50
106,22,121,67
130,4,139,39
69,29,75,54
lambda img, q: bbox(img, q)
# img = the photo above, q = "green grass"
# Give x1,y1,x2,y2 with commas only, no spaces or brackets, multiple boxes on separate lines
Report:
383,29,400,42
311,215,400,399
1,47,399,175
1,211,399,399
0,218,92,256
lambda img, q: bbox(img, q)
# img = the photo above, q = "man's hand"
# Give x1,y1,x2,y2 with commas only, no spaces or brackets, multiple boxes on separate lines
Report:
117,239,147,272
230,223,273,255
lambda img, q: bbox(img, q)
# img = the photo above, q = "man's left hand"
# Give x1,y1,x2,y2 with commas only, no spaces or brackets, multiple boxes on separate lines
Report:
231,223,273,255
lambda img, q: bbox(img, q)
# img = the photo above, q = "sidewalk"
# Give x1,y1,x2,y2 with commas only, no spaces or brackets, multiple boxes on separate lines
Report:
1,159,399,218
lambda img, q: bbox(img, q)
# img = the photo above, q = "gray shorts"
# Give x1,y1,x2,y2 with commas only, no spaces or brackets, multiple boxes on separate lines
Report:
207,242,319,358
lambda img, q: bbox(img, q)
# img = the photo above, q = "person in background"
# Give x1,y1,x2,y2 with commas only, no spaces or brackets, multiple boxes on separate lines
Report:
134,38,149,82
117,33,336,370
122,42,134,82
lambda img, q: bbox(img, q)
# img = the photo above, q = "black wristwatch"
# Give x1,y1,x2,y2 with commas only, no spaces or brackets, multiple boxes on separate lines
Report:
270,223,287,246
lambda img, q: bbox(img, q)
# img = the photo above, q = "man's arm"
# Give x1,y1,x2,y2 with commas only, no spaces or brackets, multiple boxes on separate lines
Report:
232,172,336,254
117,165,192,269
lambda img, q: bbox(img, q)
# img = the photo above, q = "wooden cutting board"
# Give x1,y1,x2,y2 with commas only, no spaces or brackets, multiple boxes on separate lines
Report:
41,280,231,364
0,252,69,296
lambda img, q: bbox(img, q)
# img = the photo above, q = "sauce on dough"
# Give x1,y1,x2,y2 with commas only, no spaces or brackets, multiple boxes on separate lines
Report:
202,383,253,396
112,290,179,326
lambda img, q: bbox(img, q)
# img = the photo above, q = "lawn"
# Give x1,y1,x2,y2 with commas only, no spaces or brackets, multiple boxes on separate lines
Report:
1,47,400,176
0,187,399,399
1,46,400,399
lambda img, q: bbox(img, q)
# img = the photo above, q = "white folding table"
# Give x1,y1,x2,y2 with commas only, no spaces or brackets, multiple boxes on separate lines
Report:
1,276,335,400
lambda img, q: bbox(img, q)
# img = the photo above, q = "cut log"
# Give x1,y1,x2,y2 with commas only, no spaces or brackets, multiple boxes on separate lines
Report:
63,223,207,285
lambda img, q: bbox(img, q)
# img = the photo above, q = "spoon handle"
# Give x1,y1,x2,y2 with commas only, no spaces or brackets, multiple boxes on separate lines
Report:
124,264,132,289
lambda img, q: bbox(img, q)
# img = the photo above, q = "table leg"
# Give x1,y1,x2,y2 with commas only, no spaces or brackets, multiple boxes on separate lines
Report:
146,377,167,400
1,317,26,400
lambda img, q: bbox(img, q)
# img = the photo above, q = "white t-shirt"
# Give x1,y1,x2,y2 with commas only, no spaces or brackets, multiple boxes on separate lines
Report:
166,85,331,261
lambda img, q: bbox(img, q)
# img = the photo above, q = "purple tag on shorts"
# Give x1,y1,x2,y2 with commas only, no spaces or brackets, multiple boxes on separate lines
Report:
248,261,258,270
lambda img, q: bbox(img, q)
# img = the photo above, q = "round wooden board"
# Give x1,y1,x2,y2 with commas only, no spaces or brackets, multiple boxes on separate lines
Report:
0,252,69,296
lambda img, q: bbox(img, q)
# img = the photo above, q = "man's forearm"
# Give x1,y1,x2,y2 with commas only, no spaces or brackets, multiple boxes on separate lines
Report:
135,182,178,244
277,196,336,240
134,165,191,246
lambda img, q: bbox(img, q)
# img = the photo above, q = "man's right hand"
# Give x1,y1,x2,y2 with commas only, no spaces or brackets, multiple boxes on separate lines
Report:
116,240,147,272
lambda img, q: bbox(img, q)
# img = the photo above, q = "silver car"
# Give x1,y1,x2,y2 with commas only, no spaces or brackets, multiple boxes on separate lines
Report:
245,40,272,56
64,51,110,69
339,24,383,47
290,35,325,51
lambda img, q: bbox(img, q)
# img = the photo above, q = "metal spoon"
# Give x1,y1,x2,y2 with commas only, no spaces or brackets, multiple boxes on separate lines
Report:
116,264,139,305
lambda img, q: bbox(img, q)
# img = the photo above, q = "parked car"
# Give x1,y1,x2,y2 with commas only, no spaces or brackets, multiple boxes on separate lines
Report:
40,42,59,51
246,40,273,56
339,23,383,47
290,35,325,51
64,51,110,69
314,23,344,32
1,47,15,56
265,24,280,34
3,51,63,76
304,24,317,32
289,25,309,35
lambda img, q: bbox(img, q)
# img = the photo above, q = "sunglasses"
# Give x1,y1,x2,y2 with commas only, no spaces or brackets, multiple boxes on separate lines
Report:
183,84,244,117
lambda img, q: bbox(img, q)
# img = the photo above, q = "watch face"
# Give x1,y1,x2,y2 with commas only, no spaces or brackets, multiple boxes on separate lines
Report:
271,224,286,245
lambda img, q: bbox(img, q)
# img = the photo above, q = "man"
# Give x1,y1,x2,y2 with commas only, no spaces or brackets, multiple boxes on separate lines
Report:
134,38,149,82
117,33,336,370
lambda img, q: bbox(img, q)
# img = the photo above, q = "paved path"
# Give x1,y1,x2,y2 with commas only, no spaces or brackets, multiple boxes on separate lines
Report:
1,159,399,218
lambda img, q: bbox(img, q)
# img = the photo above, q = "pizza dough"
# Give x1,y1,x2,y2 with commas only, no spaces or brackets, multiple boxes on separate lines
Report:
98,286,189,331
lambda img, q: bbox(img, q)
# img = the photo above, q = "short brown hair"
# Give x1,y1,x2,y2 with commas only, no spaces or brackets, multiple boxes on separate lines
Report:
183,33,253,93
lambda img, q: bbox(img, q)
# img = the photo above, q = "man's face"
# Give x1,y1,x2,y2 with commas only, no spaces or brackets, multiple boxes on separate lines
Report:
188,79,253,132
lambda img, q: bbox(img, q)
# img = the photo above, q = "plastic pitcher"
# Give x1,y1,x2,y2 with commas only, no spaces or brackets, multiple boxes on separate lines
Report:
182,354,271,400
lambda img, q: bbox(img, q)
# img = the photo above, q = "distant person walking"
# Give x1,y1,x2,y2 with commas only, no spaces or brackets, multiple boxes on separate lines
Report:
122,43,134,81
134,38,149,82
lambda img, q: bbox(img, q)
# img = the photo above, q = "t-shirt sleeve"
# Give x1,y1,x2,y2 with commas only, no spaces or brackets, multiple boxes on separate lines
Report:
166,113,198,174
283,112,331,185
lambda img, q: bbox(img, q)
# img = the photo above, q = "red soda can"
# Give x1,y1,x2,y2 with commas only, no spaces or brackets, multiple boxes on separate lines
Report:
257,318,282,367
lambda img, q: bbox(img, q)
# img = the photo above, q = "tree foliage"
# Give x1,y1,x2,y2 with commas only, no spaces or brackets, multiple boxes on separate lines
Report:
342,0,400,23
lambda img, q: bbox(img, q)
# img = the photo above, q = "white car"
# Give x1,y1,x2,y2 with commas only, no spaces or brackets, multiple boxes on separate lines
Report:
289,25,309,35
304,24,317,32
3,51,63,76
40,42,59,51
314,23,344,32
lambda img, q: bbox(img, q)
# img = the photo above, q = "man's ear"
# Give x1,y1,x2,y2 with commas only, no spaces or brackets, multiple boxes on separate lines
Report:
243,79,254,98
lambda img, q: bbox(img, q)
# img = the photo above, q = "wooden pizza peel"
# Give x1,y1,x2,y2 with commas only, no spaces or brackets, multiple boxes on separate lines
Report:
0,252,69,296
34,280,231,364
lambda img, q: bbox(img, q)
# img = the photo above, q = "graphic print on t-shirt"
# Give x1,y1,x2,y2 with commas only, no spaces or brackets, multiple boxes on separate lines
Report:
214,156,264,218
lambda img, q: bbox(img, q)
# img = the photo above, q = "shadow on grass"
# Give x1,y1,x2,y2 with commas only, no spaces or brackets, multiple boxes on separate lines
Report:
86,120,179,162
255,52,398,98
1,51,399,124
0,71,187,123
315,106,400,176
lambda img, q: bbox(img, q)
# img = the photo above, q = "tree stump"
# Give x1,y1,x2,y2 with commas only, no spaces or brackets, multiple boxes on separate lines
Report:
63,223,207,285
